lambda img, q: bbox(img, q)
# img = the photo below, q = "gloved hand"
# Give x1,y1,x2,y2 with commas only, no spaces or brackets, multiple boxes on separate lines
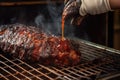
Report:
63,0,112,25
63,0,84,26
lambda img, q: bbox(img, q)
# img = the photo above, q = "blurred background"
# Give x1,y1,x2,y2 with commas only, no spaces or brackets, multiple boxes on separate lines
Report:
0,0,119,50
114,11,120,50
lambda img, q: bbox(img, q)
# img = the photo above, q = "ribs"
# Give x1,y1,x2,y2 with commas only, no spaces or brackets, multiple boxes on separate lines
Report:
0,24,81,66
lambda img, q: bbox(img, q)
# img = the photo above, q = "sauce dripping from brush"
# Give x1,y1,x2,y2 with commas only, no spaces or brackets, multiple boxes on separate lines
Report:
61,15,65,41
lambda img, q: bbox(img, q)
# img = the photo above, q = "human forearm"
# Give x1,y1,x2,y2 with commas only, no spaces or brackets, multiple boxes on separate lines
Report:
80,0,112,16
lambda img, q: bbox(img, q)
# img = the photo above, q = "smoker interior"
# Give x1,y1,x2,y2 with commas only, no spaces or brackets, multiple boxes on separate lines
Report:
0,38,120,80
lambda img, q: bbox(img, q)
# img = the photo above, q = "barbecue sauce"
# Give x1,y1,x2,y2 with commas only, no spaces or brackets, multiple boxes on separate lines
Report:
58,39,70,52
61,15,65,41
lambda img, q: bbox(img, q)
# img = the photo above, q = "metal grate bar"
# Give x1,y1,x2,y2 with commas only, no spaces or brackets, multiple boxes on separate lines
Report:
66,66,99,77
0,61,31,80
16,59,55,80
64,68,87,77
50,67,79,80
72,67,101,76
73,40,109,59
80,47,107,59
0,66,20,80
0,73,9,80
38,65,68,78
0,54,42,80
98,65,117,73
2,61,23,69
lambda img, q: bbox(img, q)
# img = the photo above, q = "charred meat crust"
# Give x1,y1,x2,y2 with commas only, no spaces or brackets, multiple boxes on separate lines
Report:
0,24,81,66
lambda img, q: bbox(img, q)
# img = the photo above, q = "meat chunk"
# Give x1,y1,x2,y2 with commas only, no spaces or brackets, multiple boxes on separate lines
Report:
0,24,81,66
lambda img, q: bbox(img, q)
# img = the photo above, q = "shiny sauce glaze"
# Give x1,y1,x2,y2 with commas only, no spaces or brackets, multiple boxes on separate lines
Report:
61,15,65,41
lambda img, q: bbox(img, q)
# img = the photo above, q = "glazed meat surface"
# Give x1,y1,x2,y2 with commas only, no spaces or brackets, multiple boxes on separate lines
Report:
0,24,81,66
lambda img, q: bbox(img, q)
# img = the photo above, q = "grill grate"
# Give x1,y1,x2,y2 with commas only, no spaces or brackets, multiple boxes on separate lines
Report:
0,39,120,80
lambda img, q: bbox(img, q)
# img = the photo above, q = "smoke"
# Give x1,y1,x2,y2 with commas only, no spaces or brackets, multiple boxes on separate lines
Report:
0,0,90,40
34,0,75,37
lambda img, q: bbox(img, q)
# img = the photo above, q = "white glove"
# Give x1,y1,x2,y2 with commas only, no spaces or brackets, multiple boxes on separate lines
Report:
80,0,112,16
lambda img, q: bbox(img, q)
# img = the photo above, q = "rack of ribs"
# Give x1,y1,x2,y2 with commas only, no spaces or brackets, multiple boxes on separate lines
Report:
0,24,81,66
